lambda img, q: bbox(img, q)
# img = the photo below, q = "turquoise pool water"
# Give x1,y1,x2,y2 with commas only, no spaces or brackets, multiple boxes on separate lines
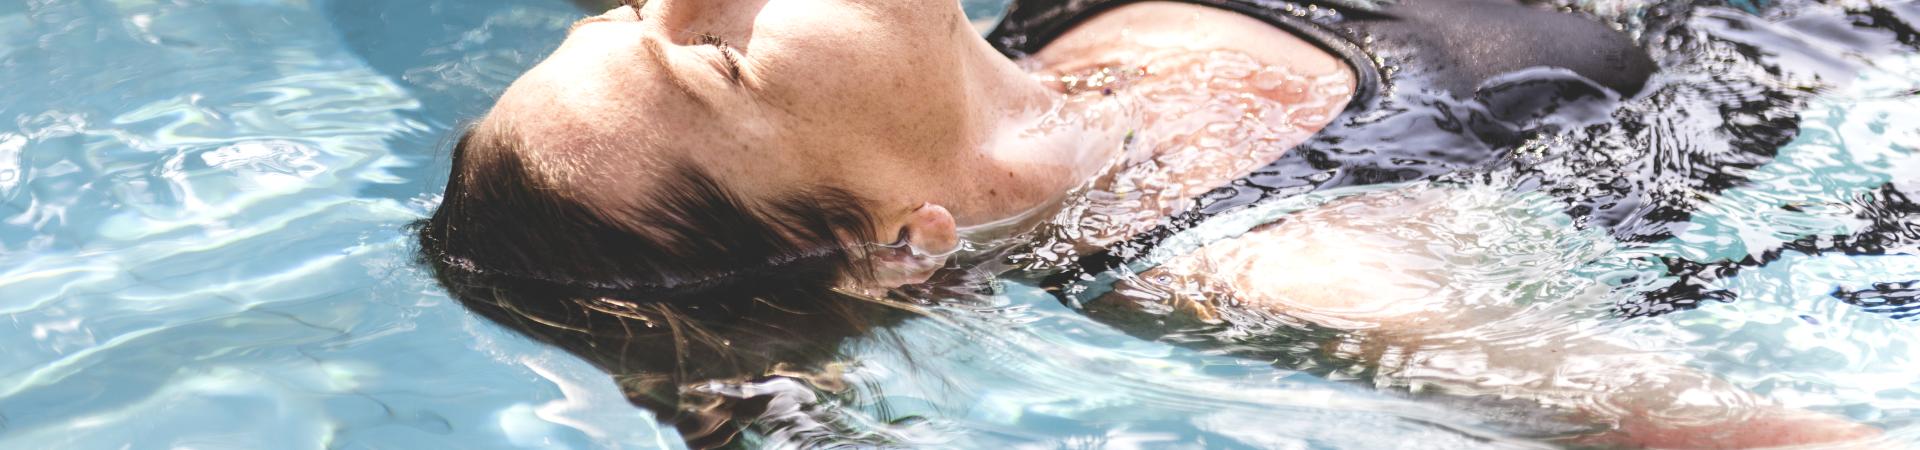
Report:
1,0,1917,448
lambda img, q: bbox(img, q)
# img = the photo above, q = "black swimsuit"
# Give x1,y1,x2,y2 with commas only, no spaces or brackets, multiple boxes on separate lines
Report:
989,0,1657,101
993,0,1661,302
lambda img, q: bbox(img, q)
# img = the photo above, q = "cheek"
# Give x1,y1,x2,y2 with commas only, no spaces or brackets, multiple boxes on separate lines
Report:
739,4,978,173
752,8,969,126
756,4,967,99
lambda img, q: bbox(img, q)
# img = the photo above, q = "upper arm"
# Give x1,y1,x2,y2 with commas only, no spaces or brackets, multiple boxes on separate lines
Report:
1089,187,1464,332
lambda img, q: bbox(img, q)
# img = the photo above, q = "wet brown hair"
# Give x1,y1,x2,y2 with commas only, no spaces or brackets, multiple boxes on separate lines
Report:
413,123,910,448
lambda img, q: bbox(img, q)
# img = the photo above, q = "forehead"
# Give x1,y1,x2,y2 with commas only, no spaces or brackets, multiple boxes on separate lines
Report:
485,35,804,207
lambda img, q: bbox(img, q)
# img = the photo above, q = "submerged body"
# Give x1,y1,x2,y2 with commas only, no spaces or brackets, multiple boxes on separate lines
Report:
417,0,1882,447
991,2,1875,446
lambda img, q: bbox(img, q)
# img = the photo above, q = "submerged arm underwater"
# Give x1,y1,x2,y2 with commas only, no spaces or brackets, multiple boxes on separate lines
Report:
1083,183,1883,448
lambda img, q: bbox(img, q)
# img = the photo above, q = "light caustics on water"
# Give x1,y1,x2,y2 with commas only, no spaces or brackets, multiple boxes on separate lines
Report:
0,0,1916,449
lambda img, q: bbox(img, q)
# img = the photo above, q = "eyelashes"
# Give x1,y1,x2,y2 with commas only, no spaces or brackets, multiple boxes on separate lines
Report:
620,0,646,19
696,33,744,84
616,0,737,85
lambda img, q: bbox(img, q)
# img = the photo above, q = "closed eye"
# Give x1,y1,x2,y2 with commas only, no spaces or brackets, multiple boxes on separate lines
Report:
696,33,744,84
620,0,646,18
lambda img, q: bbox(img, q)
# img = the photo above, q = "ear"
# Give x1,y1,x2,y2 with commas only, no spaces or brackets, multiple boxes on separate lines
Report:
868,203,959,288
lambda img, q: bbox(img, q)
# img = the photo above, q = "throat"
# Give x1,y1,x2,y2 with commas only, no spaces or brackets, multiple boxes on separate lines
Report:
950,92,1135,229
935,38,1137,230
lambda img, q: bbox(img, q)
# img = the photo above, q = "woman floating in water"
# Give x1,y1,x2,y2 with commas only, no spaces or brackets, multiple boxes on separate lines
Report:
416,0,1883,447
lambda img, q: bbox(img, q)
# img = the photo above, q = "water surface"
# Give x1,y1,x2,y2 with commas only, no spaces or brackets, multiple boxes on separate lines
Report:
0,0,1916,448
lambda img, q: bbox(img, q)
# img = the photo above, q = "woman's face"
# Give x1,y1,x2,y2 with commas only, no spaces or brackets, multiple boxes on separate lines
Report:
488,0,982,209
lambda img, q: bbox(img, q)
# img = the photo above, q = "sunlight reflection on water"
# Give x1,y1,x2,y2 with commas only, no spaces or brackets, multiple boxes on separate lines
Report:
0,0,1914,448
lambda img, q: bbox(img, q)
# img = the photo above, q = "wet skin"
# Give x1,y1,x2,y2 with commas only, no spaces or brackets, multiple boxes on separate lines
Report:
489,0,1881,446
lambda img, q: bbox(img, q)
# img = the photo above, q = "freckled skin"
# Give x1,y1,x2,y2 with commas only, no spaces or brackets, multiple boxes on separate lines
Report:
495,0,1064,235
492,1,1351,258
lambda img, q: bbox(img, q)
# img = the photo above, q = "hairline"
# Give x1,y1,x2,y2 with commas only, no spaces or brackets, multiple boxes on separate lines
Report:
446,114,886,285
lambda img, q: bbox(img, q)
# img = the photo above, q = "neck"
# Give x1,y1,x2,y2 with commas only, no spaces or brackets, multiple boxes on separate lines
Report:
924,34,1130,230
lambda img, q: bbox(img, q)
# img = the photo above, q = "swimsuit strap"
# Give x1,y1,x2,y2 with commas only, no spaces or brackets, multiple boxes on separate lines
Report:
991,0,1392,303
998,0,1658,306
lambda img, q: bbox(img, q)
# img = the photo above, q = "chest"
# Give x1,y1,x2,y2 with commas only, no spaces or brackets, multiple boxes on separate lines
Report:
1018,2,1358,256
